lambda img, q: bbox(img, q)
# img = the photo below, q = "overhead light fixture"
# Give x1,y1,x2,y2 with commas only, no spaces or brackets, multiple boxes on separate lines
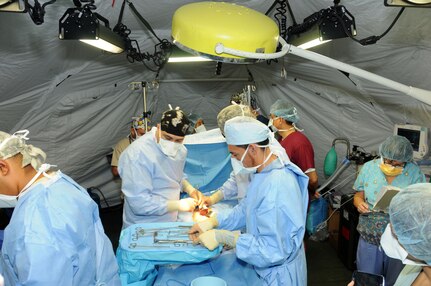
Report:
59,7,125,54
287,5,357,50
0,0,25,12
172,2,281,64
171,1,431,107
167,45,212,63
384,0,431,7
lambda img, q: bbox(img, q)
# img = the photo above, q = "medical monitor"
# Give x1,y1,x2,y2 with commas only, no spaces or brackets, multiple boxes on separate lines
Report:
394,124,429,160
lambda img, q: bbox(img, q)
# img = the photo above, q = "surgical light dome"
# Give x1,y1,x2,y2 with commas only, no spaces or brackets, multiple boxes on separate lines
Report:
171,2,280,63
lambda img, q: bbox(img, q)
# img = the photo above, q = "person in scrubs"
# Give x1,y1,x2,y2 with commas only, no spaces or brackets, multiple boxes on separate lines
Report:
119,108,202,229
268,99,318,198
381,183,431,286
0,130,120,285
353,135,425,286
203,104,290,206
111,115,150,177
189,116,309,286
349,183,431,286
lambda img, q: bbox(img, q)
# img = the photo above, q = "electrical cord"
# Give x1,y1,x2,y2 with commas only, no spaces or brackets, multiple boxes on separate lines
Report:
88,187,110,208
113,0,172,71
319,170,359,198
336,7,405,45
274,0,288,39
25,0,56,25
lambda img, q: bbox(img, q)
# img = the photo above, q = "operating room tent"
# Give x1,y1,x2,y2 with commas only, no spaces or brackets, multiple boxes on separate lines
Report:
1,0,430,206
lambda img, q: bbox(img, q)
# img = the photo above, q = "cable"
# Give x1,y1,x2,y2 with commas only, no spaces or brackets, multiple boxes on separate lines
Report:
319,170,359,198
25,0,56,25
112,0,172,71
127,1,163,44
337,7,405,46
89,187,110,208
274,0,288,39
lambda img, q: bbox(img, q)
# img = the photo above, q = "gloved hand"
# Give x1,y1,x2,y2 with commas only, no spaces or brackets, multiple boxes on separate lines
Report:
198,229,240,251
167,198,197,212
182,180,204,207
202,190,224,206
188,215,219,238
188,189,204,207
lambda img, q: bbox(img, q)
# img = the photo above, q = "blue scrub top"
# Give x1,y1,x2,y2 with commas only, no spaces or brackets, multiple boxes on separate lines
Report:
354,159,425,206
0,171,120,286
217,159,309,286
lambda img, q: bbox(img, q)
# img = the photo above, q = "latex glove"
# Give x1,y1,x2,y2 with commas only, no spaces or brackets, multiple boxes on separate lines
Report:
167,198,197,212
188,189,204,207
198,229,240,251
203,190,224,206
182,180,204,207
189,214,218,237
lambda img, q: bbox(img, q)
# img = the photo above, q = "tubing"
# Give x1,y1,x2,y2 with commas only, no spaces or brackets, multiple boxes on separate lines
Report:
317,157,351,194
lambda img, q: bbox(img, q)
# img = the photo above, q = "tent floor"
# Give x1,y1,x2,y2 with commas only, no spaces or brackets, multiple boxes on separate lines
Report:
100,204,353,285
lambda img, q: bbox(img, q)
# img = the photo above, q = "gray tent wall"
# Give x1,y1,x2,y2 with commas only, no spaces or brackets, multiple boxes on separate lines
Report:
1,0,430,206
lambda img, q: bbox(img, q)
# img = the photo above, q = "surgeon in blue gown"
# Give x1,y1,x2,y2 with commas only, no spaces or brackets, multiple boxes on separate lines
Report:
189,116,309,286
202,104,291,206
0,130,120,285
119,108,202,229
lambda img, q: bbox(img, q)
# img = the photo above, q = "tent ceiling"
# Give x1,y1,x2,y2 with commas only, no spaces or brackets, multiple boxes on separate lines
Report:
1,0,430,205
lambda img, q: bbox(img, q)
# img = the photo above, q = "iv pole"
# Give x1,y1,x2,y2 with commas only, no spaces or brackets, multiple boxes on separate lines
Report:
129,81,151,130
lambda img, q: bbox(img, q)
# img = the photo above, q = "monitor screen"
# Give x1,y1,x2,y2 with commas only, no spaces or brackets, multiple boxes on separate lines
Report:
397,128,420,151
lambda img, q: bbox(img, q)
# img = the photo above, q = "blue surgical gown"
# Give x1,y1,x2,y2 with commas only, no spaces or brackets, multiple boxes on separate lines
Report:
217,159,309,286
220,138,290,201
118,127,187,228
0,171,120,286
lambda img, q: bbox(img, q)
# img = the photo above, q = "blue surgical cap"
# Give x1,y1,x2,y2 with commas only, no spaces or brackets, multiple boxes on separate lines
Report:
224,116,270,145
389,183,431,265
379,135,413,162
269,99,299,123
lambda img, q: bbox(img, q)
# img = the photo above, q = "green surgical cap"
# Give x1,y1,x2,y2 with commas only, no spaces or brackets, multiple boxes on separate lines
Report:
217,104,254,134
0,130,46,170
379,135,413,162
389,183,431,265
269,99,299,123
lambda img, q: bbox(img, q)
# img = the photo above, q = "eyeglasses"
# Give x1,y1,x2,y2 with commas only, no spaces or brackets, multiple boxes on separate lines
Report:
383,158,405,168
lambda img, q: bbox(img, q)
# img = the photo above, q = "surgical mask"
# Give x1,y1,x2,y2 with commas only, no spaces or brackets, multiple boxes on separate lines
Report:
159,138,183,158
380,224,427,266
232,145,273,174
0,163,52,208
195,124,207,133
0,194,18,208
131,127,145,141
379,158,404,177
268,118,278,133
158,130,185,158
268,118,295,133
